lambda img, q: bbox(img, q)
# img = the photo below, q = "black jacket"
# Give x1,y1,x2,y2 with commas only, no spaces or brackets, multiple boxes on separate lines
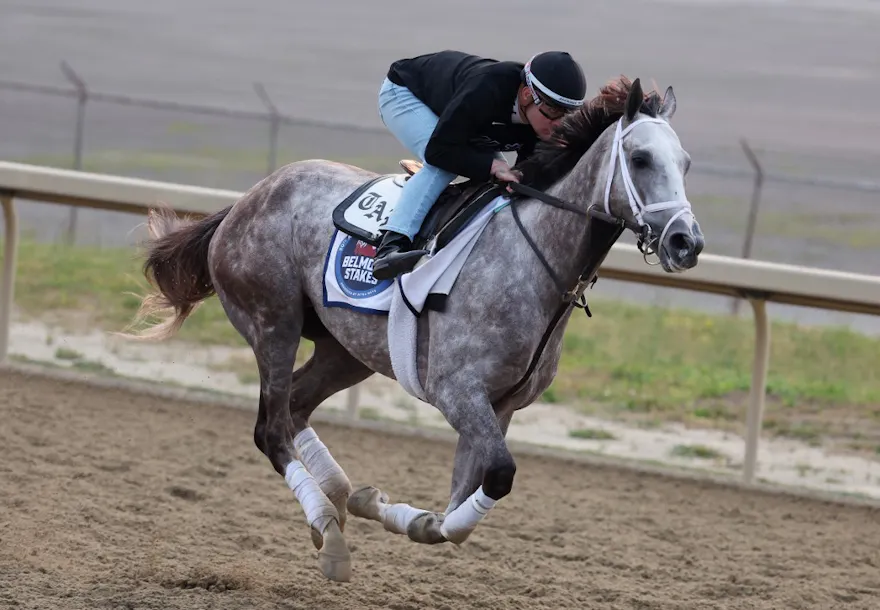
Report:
387,50,537,181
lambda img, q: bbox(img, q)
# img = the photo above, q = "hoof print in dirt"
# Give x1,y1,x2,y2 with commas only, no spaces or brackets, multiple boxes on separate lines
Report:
166,486,205,502
163,574,242,593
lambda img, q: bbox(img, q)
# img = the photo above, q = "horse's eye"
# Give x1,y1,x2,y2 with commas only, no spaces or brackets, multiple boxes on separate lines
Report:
631,152,651,169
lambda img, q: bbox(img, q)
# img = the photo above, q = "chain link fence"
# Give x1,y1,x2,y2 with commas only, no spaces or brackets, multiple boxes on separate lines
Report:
2,62,879,286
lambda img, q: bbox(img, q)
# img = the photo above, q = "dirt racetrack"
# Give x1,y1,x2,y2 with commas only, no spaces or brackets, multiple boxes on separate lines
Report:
2,368,880,610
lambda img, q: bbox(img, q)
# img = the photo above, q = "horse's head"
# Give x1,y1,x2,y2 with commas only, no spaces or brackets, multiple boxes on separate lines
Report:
598,78,704,272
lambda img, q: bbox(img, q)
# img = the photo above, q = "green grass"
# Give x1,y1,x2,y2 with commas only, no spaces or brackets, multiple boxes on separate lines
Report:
358,407,383,421
551,298,880,407
7,236,880,451
684,193,880,250
10,237,251,347
568,428,617,441
670,444,725,460
757,210,880,249
54,347,83,361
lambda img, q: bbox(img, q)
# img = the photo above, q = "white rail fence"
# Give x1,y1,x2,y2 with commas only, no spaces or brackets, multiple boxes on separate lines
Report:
2,160,880,484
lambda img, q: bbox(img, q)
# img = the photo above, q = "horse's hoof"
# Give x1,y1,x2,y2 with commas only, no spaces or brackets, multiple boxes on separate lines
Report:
317,521,351,583
407,511,447,545
347,485,389,521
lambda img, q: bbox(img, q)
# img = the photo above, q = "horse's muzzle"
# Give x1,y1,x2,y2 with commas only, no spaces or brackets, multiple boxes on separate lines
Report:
663,230,704,271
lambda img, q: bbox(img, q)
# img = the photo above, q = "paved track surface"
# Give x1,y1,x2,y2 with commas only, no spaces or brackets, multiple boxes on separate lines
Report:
3,0,880,169
3,369,880,609
1,0,880,330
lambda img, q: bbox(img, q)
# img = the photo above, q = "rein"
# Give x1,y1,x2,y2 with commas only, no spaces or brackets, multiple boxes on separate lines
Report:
507,182,630,309
497,115,691,403
498,190,626,403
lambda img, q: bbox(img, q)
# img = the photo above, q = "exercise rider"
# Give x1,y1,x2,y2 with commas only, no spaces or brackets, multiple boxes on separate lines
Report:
371,49,588,280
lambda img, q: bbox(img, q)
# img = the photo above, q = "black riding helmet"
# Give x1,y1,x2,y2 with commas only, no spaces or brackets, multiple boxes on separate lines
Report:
522,51,587,111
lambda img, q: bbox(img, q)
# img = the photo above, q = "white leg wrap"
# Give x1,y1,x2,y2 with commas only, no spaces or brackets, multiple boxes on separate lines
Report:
379,502,427,535
293,427,350,495
284,460,338,534
440,486,497,544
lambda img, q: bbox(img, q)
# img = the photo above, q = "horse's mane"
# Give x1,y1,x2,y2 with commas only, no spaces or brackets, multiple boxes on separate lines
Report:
514,75,665,191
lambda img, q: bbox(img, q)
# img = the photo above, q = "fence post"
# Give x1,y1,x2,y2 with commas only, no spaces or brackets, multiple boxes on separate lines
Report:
254,83,280,176
0,191,18,364
731,139,764,316
346,386,359,420
60,61,88,245
743,295,771,484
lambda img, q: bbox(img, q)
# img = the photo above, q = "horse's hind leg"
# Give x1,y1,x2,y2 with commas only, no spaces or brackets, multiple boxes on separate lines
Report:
227,306,352,581
212,267,351,581
286,328,374,548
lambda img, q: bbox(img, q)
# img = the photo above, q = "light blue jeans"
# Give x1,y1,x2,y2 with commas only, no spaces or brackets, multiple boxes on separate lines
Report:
378,77,504,240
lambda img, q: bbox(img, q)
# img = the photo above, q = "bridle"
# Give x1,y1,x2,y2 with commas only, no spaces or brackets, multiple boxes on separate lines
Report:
499,115,693,402
507,114,693,290
602,116,694,265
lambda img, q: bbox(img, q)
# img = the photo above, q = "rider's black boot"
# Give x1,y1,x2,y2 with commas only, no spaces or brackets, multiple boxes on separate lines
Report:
372,230,427,280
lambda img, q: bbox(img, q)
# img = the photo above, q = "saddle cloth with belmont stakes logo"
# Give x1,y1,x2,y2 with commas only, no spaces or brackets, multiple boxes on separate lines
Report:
322,187,510,400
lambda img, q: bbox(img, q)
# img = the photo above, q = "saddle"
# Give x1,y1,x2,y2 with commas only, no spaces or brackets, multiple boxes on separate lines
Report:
332,160,504,255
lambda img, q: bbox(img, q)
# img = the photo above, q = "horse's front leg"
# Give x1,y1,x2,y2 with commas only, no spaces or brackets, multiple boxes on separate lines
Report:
444,410,513,515
432,408,514,544
348,390,515,545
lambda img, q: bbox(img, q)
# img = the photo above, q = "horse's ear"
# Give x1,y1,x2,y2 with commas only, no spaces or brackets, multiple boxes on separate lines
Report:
625,77,643,122
660,85,677,120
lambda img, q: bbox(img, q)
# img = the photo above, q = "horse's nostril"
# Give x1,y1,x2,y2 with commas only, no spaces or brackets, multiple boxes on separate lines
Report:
668,232,693,255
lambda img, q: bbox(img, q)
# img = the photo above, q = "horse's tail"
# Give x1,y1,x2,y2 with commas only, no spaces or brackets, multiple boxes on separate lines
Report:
121,203,232,341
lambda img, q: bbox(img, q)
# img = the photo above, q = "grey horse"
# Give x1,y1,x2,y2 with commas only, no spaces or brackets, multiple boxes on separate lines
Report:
122,76,704,582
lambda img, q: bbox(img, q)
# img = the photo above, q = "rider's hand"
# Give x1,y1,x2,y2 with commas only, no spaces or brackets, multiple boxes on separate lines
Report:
490,159,521,191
